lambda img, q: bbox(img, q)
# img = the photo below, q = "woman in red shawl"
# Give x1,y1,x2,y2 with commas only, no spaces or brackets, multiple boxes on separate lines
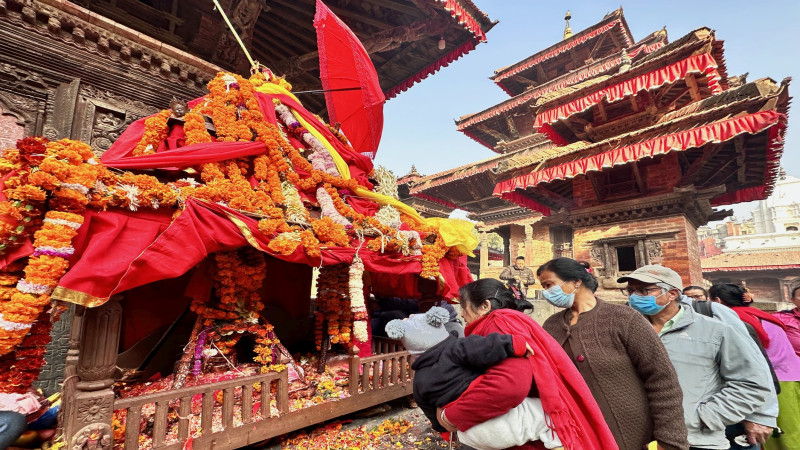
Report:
437,278,618,450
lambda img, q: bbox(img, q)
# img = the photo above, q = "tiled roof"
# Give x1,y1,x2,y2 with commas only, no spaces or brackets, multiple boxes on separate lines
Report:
701,250,800,271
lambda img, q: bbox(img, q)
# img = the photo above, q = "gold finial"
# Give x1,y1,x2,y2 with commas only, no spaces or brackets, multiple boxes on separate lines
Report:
563,11,573,40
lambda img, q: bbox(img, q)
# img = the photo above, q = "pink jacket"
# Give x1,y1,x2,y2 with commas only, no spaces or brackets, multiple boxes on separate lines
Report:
773,308,800,357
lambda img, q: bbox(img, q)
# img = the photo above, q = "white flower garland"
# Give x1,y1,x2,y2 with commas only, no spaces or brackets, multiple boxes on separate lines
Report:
0,313,32,332
316,186,351,227
349,255,368,342
281,181,309,225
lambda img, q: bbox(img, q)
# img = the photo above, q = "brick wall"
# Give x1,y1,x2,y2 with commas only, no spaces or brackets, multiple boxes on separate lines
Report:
573,214,703,298
0,111,24,150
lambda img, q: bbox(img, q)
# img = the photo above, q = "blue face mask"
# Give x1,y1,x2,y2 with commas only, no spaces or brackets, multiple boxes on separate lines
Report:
543,283,575,308
629,292,670,316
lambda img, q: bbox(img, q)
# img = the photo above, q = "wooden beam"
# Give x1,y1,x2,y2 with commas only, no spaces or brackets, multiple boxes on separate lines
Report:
735,136,747,183
700,157,736,188
261,15,317,47
587,33,610,60
685,73,702,101
665,87,691,111
526,185,575,209
595,100,608,123
677,143,725,186
362,0,429,17
631,161,646,193
535,65,547,83
629,93,639,112
505,116,520,139
588,172,603,200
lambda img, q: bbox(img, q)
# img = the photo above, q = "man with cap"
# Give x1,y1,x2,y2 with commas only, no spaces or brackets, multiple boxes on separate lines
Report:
619,265,774,450
500,256,536,297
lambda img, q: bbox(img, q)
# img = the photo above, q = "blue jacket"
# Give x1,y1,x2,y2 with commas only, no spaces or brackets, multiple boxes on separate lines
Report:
679,296,778,428
661,305,772,448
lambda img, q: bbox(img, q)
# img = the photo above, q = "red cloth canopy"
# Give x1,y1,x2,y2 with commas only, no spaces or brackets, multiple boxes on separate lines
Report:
495,110,785,215
533,53,723,129
314,0,385,159
52,198,469,306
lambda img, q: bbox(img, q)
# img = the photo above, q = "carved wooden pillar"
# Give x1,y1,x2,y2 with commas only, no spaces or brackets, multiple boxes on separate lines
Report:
62,297,122,449
523,224,534,263
479,227,489,279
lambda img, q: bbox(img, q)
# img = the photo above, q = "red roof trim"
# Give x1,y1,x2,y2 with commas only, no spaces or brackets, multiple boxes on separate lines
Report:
533,52,723,128
493,19,631,84
384,40,477,100
703,264,800,272
411,192,463,211
457,43,665,131
711,115,787,206
410,159,500,193
494,110,785,214
439,0,488,43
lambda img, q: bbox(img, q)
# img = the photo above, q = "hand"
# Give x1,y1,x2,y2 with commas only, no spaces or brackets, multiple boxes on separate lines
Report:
742,420,772,445
436,407,458,433
525,343,535,357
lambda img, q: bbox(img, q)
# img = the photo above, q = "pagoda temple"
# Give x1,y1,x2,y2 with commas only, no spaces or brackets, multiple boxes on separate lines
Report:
401,9,791,297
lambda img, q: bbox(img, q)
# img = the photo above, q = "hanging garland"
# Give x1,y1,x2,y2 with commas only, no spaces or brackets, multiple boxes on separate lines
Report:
314,264,351,350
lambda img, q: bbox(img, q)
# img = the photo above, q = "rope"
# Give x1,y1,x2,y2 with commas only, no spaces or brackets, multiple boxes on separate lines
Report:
211,0,257,70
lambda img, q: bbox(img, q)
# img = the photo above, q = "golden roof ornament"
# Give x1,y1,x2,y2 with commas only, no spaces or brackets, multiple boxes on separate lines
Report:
563,11,573,40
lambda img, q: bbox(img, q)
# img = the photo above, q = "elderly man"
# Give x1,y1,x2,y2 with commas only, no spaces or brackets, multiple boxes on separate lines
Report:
499,256,536,297
619,265,775,450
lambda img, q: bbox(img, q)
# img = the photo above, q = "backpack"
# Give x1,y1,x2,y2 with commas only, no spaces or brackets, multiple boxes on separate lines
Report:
692,300,781,393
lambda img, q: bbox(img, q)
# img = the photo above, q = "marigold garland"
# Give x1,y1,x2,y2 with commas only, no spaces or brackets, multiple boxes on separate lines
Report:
132,110,171,156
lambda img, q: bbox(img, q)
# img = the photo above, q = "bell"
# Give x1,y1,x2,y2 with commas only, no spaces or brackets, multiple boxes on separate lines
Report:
438,37,446,50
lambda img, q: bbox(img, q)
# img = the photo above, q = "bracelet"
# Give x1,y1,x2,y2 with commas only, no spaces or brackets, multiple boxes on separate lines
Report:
440,408,454,428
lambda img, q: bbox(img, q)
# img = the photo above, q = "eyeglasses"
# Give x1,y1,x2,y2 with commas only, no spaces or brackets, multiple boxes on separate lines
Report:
620,286,664,296
685,294,706,300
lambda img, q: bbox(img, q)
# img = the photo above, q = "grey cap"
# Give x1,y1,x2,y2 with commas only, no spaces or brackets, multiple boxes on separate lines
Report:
617,264,684,290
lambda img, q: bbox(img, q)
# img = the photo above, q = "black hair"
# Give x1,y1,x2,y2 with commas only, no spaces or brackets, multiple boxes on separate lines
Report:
792,286,800,298
459,278,532,313
536,257,599,292
515,256,525,260
709,283,748,307
683,285,708,297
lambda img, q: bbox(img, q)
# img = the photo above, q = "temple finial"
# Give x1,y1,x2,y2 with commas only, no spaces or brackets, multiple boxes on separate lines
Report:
563,11,573,40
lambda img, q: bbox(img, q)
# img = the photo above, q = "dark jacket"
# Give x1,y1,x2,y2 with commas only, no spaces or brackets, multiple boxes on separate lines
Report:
411,332,526,431
499,266,536,293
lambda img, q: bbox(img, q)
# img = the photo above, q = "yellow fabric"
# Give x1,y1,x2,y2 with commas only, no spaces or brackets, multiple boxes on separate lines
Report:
647,441,658,450
425,217,478,257
254,83,478,256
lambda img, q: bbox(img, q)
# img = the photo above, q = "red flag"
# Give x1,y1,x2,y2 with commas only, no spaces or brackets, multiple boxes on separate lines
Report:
314,0,385,158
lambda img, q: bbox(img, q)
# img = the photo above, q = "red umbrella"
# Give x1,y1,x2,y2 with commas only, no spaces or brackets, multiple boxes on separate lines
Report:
314,0,385,159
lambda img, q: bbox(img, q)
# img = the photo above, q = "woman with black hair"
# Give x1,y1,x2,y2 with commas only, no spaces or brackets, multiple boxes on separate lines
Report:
710,283,800,450
538,257,689,450
437,278,619,450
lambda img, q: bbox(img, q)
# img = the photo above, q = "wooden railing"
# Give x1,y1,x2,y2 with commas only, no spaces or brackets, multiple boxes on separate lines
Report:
113,371,288,450
348,350,412,396
372,336,404,354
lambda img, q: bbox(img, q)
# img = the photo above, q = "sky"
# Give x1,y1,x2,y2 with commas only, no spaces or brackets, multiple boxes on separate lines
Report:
372,0,800,220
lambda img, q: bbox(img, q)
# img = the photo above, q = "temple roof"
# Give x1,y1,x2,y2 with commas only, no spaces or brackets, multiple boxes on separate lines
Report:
493,77,791,214
702,250,800,271
456,29,668,151
491,8,634,96
68,0,495,114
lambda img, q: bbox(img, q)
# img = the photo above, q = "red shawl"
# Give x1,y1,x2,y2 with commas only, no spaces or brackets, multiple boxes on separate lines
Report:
464,309,618,450
731,306,786,348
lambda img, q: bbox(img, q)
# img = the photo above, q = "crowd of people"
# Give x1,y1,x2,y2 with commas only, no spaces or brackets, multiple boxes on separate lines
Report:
389,257,800,450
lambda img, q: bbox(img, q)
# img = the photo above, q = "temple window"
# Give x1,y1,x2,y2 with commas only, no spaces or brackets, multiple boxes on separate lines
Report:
616,246,638,272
